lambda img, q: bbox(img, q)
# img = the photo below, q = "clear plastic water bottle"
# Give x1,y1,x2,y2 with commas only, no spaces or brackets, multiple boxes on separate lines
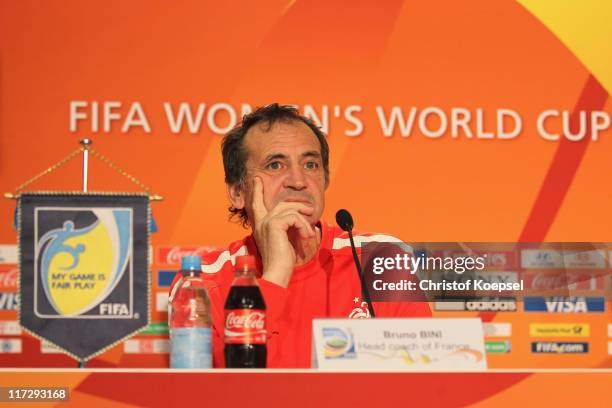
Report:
169,255,212,368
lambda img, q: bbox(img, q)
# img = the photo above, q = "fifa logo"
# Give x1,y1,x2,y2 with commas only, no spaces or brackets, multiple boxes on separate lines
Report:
34,207,133,318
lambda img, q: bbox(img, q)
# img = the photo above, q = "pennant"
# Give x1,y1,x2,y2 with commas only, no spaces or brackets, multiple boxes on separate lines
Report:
18,193,150,361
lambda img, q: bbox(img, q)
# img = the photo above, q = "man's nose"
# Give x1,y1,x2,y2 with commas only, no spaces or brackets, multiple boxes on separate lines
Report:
283,165,307,190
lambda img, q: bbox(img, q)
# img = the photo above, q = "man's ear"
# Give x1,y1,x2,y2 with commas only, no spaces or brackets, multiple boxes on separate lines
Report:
227,183,245,210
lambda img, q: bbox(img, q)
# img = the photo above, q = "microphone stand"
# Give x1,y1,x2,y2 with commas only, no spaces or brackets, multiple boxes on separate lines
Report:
347,229,376,318
336,209,376,318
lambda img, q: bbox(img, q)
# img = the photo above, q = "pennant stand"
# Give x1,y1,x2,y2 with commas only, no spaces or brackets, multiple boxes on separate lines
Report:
5,139,160,368
5,139,163,201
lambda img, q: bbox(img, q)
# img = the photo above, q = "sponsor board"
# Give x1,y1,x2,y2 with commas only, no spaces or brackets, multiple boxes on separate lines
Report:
0,245,17,264
562,250,606,269
140,322,169,336
156,292,169,312
483,323,512,337
485,341,511,353
157,246,215,265
531,342,589,354
521,249,564,269
0,292,18,310
522,248,607,269
0,320,22,335
41,340,64,354
523,297,605,313
433,297,516,312
521,271,605,290
124,338,169,354
0,338,22,353
0,265,17,291
530,323,590,337
157,270,176,288
608,323,612,338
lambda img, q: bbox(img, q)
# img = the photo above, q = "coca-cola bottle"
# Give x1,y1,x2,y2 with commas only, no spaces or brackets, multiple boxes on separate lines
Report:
224,255,267,368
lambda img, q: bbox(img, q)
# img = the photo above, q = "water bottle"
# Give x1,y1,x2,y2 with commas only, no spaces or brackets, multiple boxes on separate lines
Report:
169,255,212,368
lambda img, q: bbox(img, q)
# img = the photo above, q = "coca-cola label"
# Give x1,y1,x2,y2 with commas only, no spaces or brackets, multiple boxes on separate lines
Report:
522,272,604,290
157,246,216,264
224,309,266,344
0,266,17,291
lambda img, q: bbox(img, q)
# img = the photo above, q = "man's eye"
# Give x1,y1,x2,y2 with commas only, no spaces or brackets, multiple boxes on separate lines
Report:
305,161,319,170
267,161,282,170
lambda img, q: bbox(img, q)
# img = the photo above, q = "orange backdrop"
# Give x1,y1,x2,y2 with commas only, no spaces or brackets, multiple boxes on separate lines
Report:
0,1,611,370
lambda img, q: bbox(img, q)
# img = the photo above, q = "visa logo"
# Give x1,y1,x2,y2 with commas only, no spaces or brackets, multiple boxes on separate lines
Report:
524,297,605,313
0,292,18,310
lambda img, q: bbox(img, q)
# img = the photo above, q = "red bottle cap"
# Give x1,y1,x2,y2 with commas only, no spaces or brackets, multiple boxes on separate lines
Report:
235,255,256,271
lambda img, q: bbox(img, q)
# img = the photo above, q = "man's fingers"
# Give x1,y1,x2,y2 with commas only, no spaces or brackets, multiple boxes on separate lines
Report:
268,201,314,217
271,210,315,238
273,214,314,239
251,176,267,222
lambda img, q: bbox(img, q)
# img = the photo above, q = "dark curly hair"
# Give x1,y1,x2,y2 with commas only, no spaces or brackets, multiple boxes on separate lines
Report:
222,103,330,227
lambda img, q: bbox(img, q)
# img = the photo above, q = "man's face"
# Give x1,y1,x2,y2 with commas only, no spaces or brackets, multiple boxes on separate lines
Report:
229,120,327,226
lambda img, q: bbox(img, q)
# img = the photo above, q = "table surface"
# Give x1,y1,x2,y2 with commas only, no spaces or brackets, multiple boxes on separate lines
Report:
0,369,611,407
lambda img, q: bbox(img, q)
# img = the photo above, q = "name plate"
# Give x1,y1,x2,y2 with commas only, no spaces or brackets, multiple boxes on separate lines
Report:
312,318,486,370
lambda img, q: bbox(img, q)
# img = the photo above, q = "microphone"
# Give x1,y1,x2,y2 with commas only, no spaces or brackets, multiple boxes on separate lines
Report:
335,209,353,231
335,209,376,318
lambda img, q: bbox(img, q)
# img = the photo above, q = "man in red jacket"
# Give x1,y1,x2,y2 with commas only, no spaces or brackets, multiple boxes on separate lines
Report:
170,104,431,368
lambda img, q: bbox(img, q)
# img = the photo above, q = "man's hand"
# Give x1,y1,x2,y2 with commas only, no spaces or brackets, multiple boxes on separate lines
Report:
251,177,315,288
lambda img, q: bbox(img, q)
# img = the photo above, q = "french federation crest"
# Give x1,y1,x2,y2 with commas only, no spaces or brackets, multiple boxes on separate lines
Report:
19,193,150,361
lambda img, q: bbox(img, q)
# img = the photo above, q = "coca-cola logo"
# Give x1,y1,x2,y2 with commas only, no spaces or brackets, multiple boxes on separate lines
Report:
525,272,599,290
531,274,567,289
157,246,216,264
0,268,17,290
225,311,266,330
224,309,267,344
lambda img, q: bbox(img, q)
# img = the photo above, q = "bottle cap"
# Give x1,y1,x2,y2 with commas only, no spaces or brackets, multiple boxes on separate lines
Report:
181,255,202,272
235,255,256,271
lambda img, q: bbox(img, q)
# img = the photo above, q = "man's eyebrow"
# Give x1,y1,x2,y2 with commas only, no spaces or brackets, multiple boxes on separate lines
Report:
263,153,288,163
301,151,322,159
263,151,321,162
